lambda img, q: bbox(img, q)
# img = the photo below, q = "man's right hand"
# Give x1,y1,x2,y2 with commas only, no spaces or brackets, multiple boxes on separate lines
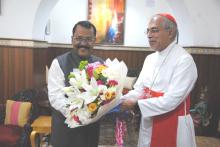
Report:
120,99,137,112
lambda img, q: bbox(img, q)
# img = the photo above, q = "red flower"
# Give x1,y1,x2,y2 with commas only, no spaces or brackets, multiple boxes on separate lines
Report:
97,80,104,85
107,80,118,87
86,66,94,78
73,115,80,123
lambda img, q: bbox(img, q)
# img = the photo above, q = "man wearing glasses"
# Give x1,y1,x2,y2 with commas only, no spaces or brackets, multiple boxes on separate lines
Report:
121,14,198,147
48,21,103,147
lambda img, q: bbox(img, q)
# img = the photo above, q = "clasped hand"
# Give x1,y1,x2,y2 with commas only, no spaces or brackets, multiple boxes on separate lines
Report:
120,99,137,112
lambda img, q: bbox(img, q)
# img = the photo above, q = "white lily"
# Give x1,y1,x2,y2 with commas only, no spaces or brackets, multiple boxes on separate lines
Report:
68,97,84,111
69,70,88,89
65,112,81,128
63,86,77,98
81,77,99,104
77,107,91,124
98,85,107,93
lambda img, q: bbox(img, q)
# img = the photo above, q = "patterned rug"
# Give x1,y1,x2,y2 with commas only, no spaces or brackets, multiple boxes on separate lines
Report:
41,136,220,147
196,136,220,147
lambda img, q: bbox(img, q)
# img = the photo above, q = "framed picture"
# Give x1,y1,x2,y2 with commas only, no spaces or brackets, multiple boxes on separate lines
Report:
88,0,126,45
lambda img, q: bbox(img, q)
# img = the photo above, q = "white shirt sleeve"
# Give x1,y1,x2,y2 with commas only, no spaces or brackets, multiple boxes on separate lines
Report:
48,59,69,117
138,56,198,118
121,57,149,101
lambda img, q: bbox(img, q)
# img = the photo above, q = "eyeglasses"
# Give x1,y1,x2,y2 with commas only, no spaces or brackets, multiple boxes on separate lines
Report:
73,37,95,43
144,28,160,35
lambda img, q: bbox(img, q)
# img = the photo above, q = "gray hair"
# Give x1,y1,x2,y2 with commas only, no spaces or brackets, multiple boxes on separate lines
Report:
161,16,178,40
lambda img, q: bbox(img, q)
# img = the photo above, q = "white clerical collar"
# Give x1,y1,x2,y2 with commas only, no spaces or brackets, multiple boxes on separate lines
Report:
157,41,176,56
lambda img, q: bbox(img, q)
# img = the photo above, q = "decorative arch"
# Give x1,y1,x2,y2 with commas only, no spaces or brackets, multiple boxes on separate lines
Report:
32,0,59,40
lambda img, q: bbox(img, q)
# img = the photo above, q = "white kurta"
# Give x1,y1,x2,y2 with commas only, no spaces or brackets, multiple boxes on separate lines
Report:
122,42,198,147
48,59,69,117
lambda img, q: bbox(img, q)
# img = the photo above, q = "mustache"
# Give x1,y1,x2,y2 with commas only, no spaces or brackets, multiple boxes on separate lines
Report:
76,45,90,49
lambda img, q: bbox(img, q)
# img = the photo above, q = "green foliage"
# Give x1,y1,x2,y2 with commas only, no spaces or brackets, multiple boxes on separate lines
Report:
79,60,88,70
68,73,75,79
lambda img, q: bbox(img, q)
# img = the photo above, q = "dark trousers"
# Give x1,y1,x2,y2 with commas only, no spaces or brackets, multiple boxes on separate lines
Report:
51,110,100,147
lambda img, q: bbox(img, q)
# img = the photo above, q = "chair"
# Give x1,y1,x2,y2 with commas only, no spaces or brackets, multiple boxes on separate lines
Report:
0,89,40,147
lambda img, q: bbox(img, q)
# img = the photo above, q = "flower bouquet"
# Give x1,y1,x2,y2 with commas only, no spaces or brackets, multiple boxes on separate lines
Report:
63,58,127,128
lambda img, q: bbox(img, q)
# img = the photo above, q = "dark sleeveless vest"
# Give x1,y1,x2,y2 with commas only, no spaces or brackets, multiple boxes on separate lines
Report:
51,50,103,147
57,50,103,86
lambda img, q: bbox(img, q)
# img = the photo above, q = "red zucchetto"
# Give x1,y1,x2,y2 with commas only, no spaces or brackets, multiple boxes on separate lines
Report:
158,13,177,24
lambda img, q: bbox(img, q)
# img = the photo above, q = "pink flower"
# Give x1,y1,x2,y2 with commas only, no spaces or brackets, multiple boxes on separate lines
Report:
97,80,104,85
107,80,118,87
86,62,102,78
87,62,101,69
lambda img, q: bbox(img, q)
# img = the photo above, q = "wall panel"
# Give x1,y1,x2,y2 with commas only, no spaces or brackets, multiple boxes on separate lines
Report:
0,47,33,101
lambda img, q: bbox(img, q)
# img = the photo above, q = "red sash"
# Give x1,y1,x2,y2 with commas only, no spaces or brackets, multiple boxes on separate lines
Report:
143,88,190,147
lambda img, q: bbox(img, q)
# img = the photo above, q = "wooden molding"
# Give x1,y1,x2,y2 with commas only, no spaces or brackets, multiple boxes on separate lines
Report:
0,38,220,55
0,38,48,48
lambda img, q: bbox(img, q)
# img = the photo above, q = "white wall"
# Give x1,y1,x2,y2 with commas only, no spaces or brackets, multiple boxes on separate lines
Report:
0,0,220,47
0,0,41,39
184,0,220,47
124,0,172,46
32,0,59,40
167,1,195,46
47,0,88,43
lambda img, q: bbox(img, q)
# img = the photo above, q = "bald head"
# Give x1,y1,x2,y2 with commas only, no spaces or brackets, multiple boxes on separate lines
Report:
147,14,178,51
